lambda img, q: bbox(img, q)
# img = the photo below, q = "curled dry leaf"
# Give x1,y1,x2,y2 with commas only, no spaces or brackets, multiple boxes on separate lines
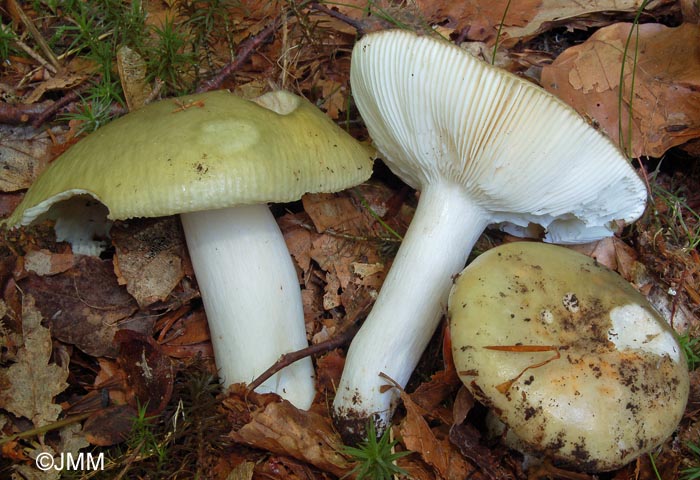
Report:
415,0,540,43
226,389,350,477
116,45,152,111
111,217,187,308
542,22,700,158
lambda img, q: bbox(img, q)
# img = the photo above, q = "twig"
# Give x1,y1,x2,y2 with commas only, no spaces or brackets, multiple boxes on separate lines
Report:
295,220,400,244
31,82,92,128
309,2,371,35
247,300,372,393
0,100,53,124
0,412,93,446
196,18,282,93
11,37,57,74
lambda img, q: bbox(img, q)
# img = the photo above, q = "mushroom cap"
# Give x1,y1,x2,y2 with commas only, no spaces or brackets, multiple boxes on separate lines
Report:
448,242,689,472
5,90,374,226
350,30,647,243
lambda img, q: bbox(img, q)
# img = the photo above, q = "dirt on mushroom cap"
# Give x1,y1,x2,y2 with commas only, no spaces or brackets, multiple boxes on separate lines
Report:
448,241,689,472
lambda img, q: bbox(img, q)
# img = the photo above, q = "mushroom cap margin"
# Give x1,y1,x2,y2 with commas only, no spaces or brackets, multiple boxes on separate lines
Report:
6,90,375,225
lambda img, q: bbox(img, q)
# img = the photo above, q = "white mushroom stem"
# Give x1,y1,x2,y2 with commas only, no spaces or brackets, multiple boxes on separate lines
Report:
180,204,315,409
332,182,488,437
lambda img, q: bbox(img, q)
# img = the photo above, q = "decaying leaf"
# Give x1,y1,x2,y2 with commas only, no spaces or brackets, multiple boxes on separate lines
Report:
542,22,700,157
83,404,137,446
116,329,174,415
0,295,68,428
409,368,462,426
19,255,140,357
0,125,59,192
111,217,187,308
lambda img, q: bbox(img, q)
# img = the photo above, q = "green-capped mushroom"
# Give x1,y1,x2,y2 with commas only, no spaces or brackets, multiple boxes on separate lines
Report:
448,241,689,471
5,90,375,410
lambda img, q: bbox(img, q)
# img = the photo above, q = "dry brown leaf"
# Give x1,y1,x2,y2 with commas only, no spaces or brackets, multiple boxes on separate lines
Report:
116,329,174,415
23,72,85,104
449,422,513,479
303,193,366,234
315,349,345,395
0,295,68,428
23,249,74,276
160,308,210,346
229,399,350,477
416,0,672,45
280,212,314,274
416,0,541,42
112,217,186,308
19,256,139,357
409,368,462,425
228,461,255,480
83,404,137,446
399,390,478,479
542,22,700,157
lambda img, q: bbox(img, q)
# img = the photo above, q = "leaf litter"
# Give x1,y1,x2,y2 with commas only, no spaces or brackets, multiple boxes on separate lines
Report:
1,0,700,478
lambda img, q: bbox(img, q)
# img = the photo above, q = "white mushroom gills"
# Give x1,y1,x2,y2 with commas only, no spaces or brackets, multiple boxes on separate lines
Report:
333,29,648,441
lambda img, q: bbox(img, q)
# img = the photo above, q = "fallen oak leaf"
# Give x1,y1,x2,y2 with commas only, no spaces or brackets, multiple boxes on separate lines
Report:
0,295,68,428
227,395,351,477
542,22,700,158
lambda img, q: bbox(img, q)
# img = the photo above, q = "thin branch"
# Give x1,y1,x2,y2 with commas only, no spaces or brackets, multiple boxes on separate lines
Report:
309,2,370,35
0,100,54,124
31,82,92,128
247,300,372,393
196,17,282,93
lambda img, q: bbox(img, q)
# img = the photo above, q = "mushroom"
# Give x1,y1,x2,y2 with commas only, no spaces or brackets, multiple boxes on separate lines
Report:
4,90,374,410
448,241,689,472
332,29,648,439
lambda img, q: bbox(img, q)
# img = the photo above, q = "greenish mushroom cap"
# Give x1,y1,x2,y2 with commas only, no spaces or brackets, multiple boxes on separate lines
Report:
5,90,374,226
448,242,689,472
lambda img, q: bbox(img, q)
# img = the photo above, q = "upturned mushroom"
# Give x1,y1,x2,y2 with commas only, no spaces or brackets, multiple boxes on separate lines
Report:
448,242,689,472
5,90,374,410
332,29,648,439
